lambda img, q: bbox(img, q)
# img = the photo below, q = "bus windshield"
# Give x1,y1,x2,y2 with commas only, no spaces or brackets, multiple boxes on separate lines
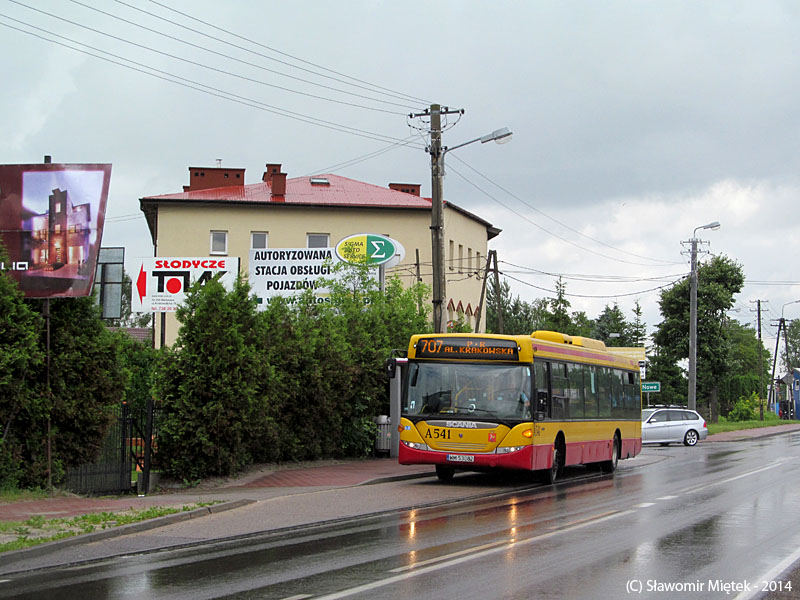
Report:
404,362,531,420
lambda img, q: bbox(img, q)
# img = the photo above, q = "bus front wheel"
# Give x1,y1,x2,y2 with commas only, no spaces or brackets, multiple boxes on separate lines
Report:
540,438,564,485
436,465,455,482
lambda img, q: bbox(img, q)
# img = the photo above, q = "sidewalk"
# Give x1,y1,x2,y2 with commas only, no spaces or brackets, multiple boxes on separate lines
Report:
0,459,432,523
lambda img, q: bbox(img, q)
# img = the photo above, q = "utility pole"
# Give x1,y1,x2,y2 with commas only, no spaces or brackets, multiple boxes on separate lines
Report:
752,299,765,420
685,221,719,412
410,104,465,333
769,318,785,415
688,236,700,412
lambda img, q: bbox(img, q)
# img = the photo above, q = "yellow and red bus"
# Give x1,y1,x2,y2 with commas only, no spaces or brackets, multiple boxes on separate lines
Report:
398,331,642,482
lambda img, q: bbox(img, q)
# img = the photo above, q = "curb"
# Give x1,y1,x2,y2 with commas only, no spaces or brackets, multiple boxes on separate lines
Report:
0,498,255,568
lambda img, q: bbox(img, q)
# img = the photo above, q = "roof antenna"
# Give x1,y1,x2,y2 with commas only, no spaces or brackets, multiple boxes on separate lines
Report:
216,158,222,167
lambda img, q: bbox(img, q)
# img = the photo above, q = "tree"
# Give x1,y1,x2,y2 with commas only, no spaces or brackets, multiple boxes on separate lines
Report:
544,277,572,333
718,321,771,416
593,303,630,346
486,279,548,334
629,300,648,347
652,255,745,420
0,245,43,488
155,276,274,479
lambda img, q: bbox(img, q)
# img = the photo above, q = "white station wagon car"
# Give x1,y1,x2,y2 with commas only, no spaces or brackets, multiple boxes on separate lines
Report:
641,408,708,446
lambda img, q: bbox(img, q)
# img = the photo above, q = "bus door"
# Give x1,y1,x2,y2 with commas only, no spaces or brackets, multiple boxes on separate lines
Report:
533,361,551,421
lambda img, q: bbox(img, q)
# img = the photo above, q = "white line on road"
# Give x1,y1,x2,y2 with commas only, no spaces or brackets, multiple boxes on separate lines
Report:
733,542,800,600
312,510,635,600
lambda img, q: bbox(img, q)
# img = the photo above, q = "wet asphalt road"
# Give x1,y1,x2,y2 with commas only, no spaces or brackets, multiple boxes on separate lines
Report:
3,433,800,600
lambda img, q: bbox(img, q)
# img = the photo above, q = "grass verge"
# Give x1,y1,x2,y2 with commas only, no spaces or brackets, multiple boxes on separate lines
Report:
708,419,800,435
0,502,219,554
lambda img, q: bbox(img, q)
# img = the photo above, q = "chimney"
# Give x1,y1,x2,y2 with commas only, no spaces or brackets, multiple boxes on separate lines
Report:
184,166,245,191
389,183,421,196
262,163,282,183
271,172,287,200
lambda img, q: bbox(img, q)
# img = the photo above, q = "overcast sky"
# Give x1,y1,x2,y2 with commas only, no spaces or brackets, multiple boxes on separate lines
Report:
2,0,799,356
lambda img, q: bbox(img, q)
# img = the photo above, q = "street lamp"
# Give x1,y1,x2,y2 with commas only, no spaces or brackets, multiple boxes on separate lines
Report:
688,220,721,411
425,103,512,333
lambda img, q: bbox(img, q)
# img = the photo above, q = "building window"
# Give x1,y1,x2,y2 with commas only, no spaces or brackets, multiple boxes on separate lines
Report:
476,251,481,275
210,230,227,254
458,244,464,274
307,233,329,248
468,248,473,274
55,202,62,213
54,224,62,234
448,240,455,270
251,232,268,249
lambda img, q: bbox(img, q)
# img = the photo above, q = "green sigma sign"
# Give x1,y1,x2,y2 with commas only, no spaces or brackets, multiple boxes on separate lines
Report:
335,234,404,267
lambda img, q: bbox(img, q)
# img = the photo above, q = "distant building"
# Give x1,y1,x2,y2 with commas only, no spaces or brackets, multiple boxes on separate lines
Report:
140,163,500,347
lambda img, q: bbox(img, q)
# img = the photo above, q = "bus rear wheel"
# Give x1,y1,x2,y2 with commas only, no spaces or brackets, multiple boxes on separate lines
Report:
435,465,455,482
600,434,620,474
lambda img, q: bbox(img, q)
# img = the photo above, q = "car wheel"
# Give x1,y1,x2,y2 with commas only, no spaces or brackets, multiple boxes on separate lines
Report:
684,429,699,446
435,465,455,482
600,434,620,473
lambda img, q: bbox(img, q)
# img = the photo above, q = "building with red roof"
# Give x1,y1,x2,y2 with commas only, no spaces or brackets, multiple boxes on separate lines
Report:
140,163,499,346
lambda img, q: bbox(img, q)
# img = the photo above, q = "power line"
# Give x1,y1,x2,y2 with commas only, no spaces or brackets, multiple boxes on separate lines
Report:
12,0,414,114
0,17,416,146
446,162,682,268
142,0,432,106
503,272,682,299
451,154,683,267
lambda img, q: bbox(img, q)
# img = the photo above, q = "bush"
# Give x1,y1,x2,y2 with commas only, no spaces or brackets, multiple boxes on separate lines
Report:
728,392,759,422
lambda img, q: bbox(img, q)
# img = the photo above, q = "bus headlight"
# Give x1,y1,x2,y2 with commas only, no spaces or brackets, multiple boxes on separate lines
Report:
402,441,430,451
496,446,523,454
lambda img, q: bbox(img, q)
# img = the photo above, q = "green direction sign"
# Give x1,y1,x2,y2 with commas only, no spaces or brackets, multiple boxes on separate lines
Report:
641,381,661,393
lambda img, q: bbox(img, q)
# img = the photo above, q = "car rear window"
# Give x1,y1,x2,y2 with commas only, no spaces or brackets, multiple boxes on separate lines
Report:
682,411,699,420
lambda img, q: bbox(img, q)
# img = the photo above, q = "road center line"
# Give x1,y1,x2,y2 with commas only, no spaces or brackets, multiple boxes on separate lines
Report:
313,509,634,600
683,460,786,496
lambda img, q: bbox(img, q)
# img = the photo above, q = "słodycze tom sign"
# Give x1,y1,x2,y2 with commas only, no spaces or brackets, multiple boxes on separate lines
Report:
132,257,239,312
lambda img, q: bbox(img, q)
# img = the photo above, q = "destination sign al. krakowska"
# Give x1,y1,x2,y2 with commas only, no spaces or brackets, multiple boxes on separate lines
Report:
414,337,520,361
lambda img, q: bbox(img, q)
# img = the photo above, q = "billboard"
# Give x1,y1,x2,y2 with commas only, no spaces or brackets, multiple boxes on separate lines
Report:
0,163,111,298
249,248,341,309
131,256,239,313
248,236,404,310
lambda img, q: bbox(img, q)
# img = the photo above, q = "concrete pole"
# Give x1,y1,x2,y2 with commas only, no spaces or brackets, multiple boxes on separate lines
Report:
688,238,698,411
429,104,446,333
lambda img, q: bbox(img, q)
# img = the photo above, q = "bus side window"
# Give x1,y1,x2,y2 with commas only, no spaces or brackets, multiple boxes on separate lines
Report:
533,361,551,420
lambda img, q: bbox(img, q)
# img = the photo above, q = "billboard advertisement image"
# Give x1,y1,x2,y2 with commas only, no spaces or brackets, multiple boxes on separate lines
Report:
0,163,111,298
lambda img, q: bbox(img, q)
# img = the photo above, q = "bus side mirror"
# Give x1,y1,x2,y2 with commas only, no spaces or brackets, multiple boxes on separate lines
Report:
384,358,397,380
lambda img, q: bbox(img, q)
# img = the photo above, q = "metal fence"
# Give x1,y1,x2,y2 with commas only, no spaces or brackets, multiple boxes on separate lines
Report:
64,398,159,496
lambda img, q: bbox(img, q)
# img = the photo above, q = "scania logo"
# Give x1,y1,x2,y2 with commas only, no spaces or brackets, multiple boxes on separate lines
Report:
446,421,478,428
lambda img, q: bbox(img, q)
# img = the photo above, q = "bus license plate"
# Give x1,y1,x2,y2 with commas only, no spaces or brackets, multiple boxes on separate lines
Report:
447,454,475,463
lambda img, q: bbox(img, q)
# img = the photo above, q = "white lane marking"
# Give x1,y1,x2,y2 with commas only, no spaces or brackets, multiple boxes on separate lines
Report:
389,539,509,572
657,495,678,500
733,543,800,600
281,595,313,600
313,510,634,600
636,502,656,508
